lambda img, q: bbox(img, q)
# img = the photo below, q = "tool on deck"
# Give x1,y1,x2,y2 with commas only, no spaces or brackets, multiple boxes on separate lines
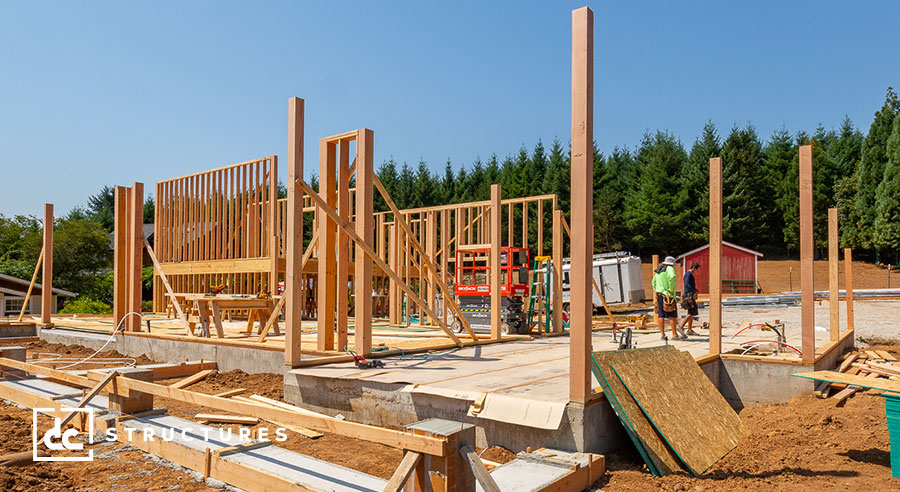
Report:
209,283,228,295
348,350,385,369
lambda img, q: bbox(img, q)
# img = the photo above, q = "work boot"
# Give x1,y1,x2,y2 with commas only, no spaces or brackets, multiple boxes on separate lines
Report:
660,334,668,341
676,327,687,339
686,329,699,336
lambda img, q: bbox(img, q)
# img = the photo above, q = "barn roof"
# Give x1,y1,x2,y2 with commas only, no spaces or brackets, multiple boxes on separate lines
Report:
676,241,763,259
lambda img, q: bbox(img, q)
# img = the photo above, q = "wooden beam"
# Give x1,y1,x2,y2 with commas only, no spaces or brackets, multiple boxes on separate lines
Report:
128,184,144,332
441,210,450,325
828,207,839,341
569,6,594,403
652,254,660,327
41,203,53,326
195,413,259,425
491,184,502,340
318,139,337,351
285,97,304,367
16,246,42,322
709,157,723,355
799,145,815,363
845,247,854,333
298,179,464,347
552,210,563,333
372,175,477,340
213,388,246,398
383,451,421,492
459,444,501,492
169,369,216,389
37,370,119,448
337,138,350,350
355,129,375,355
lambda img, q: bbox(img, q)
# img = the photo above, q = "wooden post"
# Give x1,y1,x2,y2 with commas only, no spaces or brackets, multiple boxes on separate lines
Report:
337,139,350,350
828,207,839,341
844,248,854,333
127,184,143,332
490,184,502,339
569,6,593,402
354,129,374,355
652,255,659,327
41,204,54,326
441,210,449,325
552,210,563,334
389,223,399,326
269,156,279,297
426,211,437,326
709,157,723,355
285,97,304,367
317,140,337,351
113,187,128,326
799,145,815,363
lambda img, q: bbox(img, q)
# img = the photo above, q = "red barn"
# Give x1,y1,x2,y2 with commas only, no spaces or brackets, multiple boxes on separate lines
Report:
676,241,763,294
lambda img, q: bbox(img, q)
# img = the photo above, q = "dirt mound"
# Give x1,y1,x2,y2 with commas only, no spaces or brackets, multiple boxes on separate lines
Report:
0,465,74,492
480,446,516,464
196,369,284,400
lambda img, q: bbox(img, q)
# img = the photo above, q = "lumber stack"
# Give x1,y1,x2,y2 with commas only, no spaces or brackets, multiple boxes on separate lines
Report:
816,349,900,403
590,345,744,476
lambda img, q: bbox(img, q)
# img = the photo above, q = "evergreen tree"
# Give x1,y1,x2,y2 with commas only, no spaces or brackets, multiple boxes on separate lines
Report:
828,117,864,247
468,159,486,201
873,113,900,261
412,159,436,208
765,128,796,252
531,140,547,188
375,159,399,212
513,145,533,198
854,88,900,249
721,124,772,251
86,185,116,232
682,121,721,244
441,159,456,205
454,165,470,203
541,139,570,213
623,131,689,254
396,162,415,209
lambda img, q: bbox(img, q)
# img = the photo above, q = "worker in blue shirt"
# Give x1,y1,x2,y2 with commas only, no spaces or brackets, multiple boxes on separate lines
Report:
679,262,701,336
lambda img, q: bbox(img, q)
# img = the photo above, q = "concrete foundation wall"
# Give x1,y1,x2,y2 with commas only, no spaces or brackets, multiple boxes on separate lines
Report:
39,328,284,374
0,324,38,338
283,372,624,454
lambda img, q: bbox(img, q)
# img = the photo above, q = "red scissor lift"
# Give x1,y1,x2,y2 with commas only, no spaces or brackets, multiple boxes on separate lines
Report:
451,246,530,335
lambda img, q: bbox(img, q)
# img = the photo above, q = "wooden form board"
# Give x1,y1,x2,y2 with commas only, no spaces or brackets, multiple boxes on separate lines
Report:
611,350,744,475
152,156,279,313
792,370,900,393
590,346,682,476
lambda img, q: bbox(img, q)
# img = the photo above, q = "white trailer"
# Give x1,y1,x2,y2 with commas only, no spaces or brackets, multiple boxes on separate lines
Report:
540,252,644,312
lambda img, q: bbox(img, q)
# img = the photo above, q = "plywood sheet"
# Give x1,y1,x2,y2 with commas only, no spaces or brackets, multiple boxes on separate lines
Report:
590,346,682,475
612,350,744,475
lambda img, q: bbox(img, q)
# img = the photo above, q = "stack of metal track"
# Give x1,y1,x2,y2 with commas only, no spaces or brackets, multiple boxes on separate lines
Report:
722,288,900,308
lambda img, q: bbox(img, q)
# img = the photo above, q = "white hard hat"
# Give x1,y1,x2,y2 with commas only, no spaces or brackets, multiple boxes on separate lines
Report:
663,256,676,266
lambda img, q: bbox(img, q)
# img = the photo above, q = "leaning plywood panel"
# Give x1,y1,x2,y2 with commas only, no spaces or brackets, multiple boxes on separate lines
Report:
611,350,744,475
590,346,682,476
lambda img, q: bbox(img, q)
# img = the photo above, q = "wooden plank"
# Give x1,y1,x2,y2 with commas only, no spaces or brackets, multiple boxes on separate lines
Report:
792,370,900,393
845,248,854,333
709,157,723,355
127,184,143,332
569,5,593,403
611,350,743,476
590,346,682,476
459,444,501,492
158,258,273,275
491,184,502,340
151,361,217,379
337,139,350,350
318,139,337,351
799,145,815,363
41,204,54,326
214,388,246,398
2,356,445,456
828,208,839,341
355,129,375,355
838,353,858,373
383,451,421,492
195,413,259,425
37,370,119,448
552,210,563,333
232,396,323,438
214,440,272,457
114,187,128,324
169,369,216,389
877,350,897,362
17,247,43,322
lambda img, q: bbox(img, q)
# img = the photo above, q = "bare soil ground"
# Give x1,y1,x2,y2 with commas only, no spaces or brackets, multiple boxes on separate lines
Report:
641,258,900,299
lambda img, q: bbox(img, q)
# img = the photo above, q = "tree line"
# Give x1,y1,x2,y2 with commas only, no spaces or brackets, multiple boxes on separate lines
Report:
371,88,900,263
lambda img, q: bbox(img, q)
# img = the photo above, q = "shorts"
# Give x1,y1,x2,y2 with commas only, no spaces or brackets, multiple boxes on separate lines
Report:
656,293,678,319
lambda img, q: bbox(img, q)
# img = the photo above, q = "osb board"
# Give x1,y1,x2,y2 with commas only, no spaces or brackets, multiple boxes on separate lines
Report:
590,345,682,476
612,350,744,476
793,370,900,393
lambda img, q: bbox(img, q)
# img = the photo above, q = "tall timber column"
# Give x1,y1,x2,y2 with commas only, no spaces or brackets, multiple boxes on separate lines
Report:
799,145,815,363
317,139,337,351
337,139,350,351
708,157,723,355
285,97,304,367
113,187,128,326
844,248,855,333
490,184,502,340
355,129,375,355
828,207,839,341
41,203,54,326
127,183,143,332
552,210,564,334
569,6,593,402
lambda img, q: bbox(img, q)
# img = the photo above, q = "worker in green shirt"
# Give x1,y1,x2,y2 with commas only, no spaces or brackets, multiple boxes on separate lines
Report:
652,256,686,340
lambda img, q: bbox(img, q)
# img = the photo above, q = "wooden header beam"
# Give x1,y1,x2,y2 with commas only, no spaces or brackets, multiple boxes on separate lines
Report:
569,6,593,402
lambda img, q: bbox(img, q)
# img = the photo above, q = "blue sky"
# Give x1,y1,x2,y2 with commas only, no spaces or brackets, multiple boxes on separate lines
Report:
1,1,898,217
